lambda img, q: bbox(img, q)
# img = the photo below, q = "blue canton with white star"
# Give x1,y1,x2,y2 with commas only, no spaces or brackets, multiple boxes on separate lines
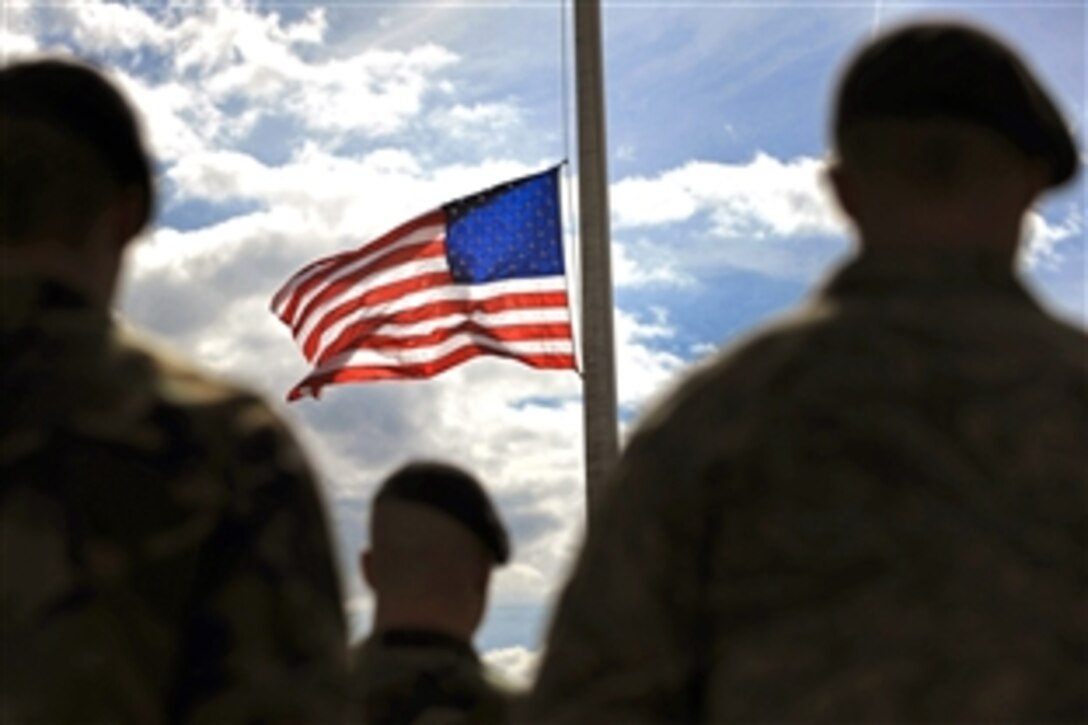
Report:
444,167,564,284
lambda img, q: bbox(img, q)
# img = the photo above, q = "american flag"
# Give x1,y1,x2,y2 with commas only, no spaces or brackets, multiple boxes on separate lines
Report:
271,166,577,401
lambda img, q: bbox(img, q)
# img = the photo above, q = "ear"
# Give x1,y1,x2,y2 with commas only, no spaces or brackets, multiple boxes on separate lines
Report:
825,159,859,223
91,186,147,254
81,192,142,306
474,558,492,597
113,186,149,249
1017,157,1049,212
361,550,376,590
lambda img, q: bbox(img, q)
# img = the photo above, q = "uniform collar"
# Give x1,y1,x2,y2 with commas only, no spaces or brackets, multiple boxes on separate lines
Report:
821,249,1032,304
373,628,478,662
1,275,104,330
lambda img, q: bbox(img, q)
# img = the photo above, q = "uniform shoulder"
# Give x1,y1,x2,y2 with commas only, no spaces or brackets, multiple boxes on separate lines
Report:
636,300,838,440
1022,305,1088,367
118,325,269,411
599,301,841,519
353,633,510,725
115,325,313,481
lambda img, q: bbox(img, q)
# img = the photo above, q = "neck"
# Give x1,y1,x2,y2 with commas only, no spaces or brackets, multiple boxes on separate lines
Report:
371,596,480,642
1,239,118,307
857,222,1020,261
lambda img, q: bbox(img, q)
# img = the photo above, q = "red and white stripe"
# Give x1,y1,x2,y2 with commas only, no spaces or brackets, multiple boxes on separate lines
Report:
271,209,576,400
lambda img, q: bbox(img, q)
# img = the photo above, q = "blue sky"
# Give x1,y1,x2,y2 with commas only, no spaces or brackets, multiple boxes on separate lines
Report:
4,0,1083,684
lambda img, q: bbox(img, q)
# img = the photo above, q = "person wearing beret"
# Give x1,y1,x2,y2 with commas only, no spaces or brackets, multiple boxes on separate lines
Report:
353,462,514,725
1,59,349,724
526,21,1086,723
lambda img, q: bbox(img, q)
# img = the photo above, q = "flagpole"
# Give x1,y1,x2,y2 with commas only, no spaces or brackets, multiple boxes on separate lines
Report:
573,0,619,525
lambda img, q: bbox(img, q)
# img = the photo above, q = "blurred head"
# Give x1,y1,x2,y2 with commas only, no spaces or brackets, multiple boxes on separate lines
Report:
1,57,154,301
362,462,510,640
825,21,1078,258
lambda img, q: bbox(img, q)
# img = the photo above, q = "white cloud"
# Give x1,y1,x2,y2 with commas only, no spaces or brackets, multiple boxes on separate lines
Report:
611,152,840,239
427,101,523,149
615,307,688,411
611,169,700,228
129,206,321,284
167,150,275,203
0,31,36,58
483,646,541,689
281,7,327,45
1,4,40,58
17,2,460,163
116,75,228,160
1021,204,1083,270
610,153,1085,283
1,23,38,58
615,143,637,162
689,341,719,357
62,2,169,51
612,237,694,288
171,5,315,74
160,146,547,261
606,153,851,279
207,43,458,137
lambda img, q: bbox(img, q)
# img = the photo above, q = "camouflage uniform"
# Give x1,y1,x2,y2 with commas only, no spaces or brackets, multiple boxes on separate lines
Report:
353,628,511,724
1,276,350,724
527,251,1088,723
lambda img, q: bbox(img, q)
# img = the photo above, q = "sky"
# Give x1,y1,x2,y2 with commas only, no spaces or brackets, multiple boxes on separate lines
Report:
3,0,1084,686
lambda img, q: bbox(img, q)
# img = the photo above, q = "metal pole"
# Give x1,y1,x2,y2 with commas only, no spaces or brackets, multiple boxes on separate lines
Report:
573,0,619,525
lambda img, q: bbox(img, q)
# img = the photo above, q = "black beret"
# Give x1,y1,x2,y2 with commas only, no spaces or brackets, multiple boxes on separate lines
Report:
375,461,511,565
0,58,154,226
833,21,1078,188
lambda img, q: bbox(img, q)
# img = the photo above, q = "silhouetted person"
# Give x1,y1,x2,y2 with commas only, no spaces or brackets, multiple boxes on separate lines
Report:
0,58,349,723
526,21,1085,723
353,461,514,724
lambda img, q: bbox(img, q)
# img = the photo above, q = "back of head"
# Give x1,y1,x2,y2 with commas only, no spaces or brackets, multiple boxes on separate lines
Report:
0,58,153,247
833,21,1076,188
828,21,1078,255
366,462,510,634
369,500,492,599
373,461,510,565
